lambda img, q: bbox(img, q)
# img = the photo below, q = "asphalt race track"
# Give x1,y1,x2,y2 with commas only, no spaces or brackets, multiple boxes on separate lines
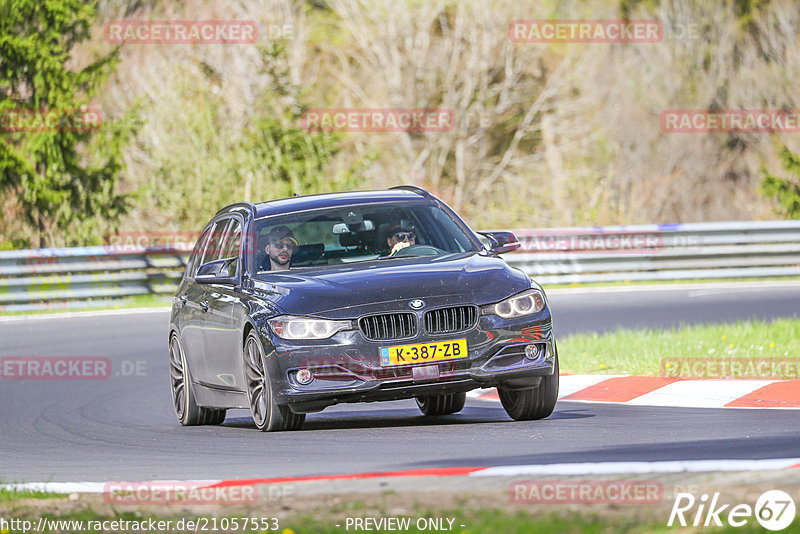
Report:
1,283,799,483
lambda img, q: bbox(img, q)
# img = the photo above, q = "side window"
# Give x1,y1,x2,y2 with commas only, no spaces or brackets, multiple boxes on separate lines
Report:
220,219,242,276
186,226,212,278
198,219,230,268
222,219,242,259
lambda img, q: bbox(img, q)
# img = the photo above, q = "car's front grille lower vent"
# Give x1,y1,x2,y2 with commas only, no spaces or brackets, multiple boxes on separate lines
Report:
424,305,478,335
359,313,417,341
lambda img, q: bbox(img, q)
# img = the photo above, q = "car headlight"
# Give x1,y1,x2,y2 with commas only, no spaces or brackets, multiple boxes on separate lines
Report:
485,289,545,318
267,316,352,340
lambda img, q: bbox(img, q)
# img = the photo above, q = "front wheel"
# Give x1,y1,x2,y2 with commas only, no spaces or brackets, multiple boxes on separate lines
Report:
415,392,466,415
498,352,559,421
243,331,305,432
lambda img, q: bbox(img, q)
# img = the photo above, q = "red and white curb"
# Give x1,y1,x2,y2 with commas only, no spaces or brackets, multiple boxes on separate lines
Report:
467,375,800,409
5,458,800,495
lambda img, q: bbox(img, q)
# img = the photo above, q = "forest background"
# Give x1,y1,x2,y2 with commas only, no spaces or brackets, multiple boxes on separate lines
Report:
2,0,799,248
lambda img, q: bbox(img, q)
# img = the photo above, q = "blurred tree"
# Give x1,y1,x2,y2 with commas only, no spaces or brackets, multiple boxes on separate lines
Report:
138,40,366,229
239,43,367,202
761,146,800,219
241,113,359,200
0,0,134,247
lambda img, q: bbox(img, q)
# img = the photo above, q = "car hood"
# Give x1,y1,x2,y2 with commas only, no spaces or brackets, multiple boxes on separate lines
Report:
251,252,531,318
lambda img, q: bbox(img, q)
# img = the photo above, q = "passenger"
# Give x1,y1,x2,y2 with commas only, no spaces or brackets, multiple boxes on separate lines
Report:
263,225,297,270
386,226,416,256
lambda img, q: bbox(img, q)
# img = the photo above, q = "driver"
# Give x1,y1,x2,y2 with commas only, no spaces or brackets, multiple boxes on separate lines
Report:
263,225,297,270
386,226,416,256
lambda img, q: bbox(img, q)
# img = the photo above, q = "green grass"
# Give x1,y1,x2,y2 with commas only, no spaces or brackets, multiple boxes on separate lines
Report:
542,276,800,290
0,294,172,317
559,318,800,376
0,488,65,502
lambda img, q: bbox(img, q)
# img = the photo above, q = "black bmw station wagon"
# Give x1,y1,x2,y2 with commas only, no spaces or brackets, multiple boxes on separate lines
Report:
169,186,558,431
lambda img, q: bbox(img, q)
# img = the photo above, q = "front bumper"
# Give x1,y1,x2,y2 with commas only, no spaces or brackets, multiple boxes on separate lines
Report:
261,312,557,413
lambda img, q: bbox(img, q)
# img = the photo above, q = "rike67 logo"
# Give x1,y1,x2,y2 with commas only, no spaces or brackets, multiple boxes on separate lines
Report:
669,490,796,531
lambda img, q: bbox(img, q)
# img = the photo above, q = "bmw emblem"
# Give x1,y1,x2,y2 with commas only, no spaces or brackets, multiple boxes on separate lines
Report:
409,299,425,310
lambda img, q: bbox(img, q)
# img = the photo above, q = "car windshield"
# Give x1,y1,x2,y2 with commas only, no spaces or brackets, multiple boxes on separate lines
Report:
248,201,479,274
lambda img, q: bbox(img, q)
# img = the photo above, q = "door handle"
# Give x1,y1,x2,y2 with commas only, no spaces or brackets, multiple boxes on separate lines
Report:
179,295,188,307
200,300,209,312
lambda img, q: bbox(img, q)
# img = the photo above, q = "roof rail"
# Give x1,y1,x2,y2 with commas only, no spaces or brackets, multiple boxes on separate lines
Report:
215,202,257,217
389,185,433,198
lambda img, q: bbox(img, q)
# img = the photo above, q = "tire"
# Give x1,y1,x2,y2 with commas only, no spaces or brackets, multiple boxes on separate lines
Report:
204,408,227,425
498,351,559,421
243,330,305,432
415,392,467,415
169,334,227,426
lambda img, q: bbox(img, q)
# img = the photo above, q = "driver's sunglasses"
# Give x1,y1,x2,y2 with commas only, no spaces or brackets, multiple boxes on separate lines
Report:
272,241,296,250
393,232,416,242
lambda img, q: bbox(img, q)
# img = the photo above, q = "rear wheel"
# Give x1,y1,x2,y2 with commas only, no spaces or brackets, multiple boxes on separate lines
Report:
415,392,466,415
169,334,226,425
243,331,305,432
498,352,559,421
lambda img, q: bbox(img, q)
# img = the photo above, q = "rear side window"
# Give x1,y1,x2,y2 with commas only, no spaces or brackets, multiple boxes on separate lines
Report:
199,220,230,265
220,219,242,276
221,219,242,259
187,218,244,278
186,226,212,278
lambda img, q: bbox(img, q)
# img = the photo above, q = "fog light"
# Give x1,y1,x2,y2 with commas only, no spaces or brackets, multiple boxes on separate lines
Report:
524,345,541,360
295,368,314,385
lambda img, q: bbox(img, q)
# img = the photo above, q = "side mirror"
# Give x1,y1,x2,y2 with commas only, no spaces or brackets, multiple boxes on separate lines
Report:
477,231,521,255
195,258,238,285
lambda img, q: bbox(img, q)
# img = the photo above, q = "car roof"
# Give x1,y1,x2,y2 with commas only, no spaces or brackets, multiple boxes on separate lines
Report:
238,188,435,219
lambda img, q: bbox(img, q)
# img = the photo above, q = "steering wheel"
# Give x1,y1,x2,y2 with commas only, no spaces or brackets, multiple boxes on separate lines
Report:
391,244,445,257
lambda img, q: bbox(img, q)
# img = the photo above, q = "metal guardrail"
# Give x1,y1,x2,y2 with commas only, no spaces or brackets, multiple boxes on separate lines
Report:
507,220,800,284
0,246,188,312
0,220,798,312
